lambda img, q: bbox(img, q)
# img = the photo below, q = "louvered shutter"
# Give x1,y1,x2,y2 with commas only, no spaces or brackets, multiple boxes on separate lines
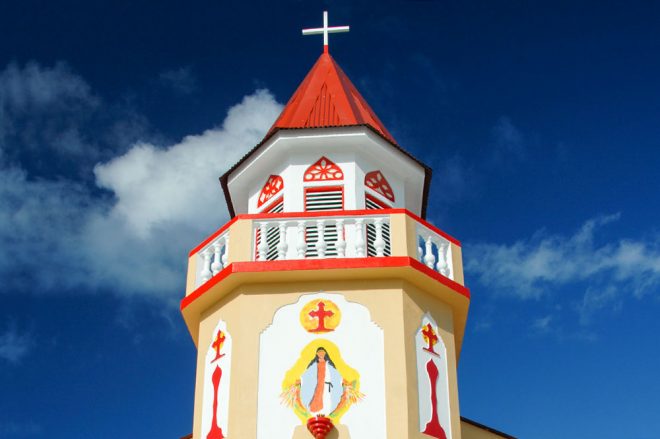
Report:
365,194,391,256
256,198,284,261
304,187,343,257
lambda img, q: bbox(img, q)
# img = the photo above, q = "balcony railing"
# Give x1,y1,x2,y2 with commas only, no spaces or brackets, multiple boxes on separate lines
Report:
253,214,390,261
189,209,459,291
195,229,229,287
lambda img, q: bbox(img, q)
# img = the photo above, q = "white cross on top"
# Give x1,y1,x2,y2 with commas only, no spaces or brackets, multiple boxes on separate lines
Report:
302,11,350,52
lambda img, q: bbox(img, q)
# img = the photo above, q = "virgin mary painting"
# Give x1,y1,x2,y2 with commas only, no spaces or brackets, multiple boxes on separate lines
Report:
281,340,363,422
301,347,343,414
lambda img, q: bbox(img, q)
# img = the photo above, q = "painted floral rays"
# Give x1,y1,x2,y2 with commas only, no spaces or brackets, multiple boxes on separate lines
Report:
304,156,344,181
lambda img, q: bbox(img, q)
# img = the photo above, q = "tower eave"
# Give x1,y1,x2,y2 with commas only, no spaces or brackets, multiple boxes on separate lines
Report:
219,124,432,218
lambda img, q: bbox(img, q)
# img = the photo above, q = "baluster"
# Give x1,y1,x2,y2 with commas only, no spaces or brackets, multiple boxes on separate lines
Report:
354,218,365,257
373,217,386,257
335,219,346,257
436,241,450,277
296,220,307,259
423,234,436,269
315,219,327,258
417,237,423,261
200,249,213,283
257,222,269,261
211,240,223,275
222,234,229,266
277,223,288,260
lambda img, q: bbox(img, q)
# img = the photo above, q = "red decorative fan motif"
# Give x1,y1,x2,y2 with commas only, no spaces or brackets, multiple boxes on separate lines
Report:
365,170,395,202
257,175,284,208
304,157,343,181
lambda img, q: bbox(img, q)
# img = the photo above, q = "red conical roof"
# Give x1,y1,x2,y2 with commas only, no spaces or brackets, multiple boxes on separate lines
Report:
267,52,396,145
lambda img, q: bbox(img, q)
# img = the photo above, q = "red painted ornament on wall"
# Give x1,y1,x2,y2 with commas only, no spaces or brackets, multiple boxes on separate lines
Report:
207,366,226,439
203,320,232,439
416,314,451,439
365,171,395,202
257,175,284,208
422,360,447,439
304,157,343,181
422,323,439,356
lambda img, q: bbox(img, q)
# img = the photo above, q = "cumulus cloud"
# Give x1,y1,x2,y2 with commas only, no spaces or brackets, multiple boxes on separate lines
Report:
0,62,150,178
0,60,283,301
0,326,32,363
94,89,281,237
466,214,660,318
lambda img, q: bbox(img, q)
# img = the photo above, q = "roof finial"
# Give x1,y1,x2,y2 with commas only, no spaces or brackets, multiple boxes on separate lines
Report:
302,11,350,53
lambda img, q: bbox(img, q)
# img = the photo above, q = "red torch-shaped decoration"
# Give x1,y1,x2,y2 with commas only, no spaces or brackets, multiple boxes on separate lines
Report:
306,415,334,439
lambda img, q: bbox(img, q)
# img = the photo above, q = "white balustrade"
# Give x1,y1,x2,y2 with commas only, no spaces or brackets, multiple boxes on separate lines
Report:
417,224,454,280
354,218,366,257
277,223,288,260
192,214,457,289
335,219,346,257
195,229,230,287
373,218,386,257
315,219,327,258
251,214,389,262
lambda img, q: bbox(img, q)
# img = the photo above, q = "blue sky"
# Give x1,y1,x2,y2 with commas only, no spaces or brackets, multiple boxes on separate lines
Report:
1,1,659,438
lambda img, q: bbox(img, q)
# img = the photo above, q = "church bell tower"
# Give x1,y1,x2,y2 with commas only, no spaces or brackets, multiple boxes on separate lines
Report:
181,12,470,439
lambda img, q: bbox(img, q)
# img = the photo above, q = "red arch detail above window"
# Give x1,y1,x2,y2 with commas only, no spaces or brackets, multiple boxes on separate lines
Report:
365,170,395,202
257,175,284,208
304,156,344,181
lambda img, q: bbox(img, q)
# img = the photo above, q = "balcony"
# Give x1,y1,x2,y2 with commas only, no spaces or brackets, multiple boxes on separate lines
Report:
185,209,464,295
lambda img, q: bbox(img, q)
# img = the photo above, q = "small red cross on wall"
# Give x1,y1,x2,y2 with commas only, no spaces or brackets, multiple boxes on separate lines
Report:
422,323,439,355
309,301,334,333
211,330,226,362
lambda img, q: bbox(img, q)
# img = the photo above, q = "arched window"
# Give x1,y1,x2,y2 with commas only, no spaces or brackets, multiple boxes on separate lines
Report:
304,156,344,181
257,175,284,209
255,175,284,261
364,170,395,203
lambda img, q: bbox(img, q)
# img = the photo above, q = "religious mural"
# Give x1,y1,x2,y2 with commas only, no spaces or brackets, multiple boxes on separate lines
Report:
415,313,451,439
202,319,232,439
257,293,385,439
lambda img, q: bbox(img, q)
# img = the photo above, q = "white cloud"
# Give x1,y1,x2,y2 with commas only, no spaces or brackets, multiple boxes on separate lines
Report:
0,326,32,363
0,62,151,177
489,116,525,165
158,66,197,95
0,63,283,302
0,61,94,112
94,89,281,237
466,214,660,308
531,315,553,333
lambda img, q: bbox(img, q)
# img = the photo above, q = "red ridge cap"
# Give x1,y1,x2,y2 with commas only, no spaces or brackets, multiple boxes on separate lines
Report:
267,52,396,145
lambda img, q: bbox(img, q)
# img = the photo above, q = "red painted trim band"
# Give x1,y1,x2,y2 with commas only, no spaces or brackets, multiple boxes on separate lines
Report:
180,257,470,311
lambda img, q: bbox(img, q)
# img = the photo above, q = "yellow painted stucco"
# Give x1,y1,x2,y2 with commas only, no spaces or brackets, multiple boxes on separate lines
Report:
191,281,464,439
185,211,470,439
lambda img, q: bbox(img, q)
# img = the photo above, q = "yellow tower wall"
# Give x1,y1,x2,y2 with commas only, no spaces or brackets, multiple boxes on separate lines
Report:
190,279,465,439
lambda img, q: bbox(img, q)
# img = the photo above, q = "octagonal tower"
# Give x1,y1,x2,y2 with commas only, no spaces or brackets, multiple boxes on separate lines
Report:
182,15,470,439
